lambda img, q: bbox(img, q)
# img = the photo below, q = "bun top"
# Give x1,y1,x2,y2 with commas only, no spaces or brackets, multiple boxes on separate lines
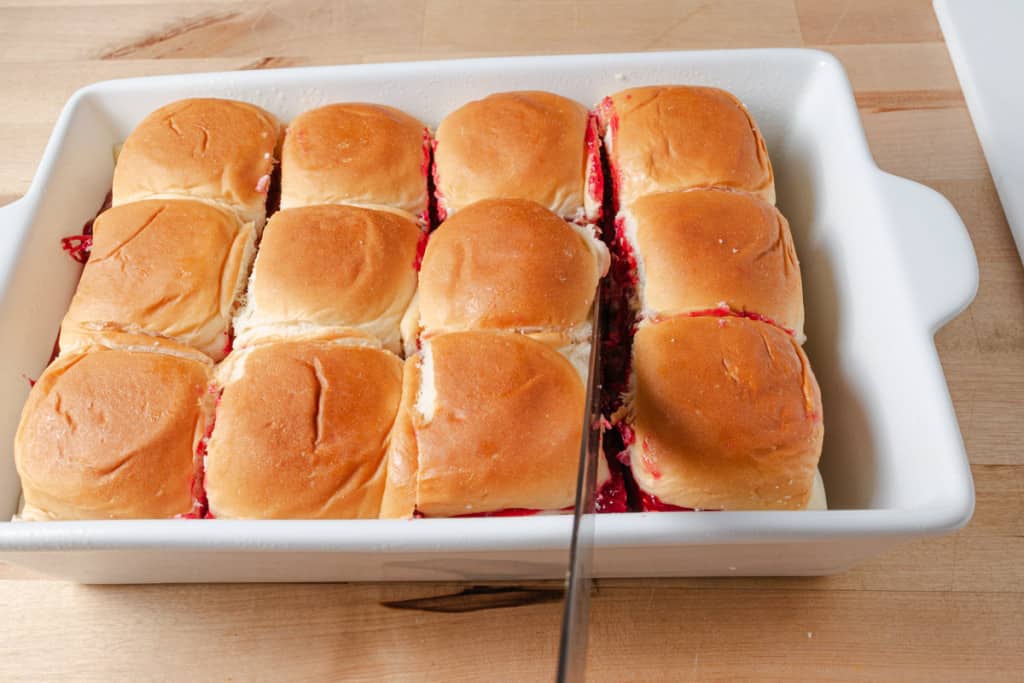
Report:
411,331,585,517
628,315,823,510
434,91,593,220
205,340,402,519
417,198,607,337
60,199,254,360
233,204,420,353
625,189,804,340
112,98,281,225
15,346,213,520
600,86,774,207
281,103,430,220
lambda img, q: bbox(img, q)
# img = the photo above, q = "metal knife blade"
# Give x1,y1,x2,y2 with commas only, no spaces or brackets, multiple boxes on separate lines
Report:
556,290,603,682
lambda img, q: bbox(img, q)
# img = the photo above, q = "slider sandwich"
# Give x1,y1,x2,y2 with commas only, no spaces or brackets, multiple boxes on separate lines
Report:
622,315,825,511
204,336,402,519
598,85,775,210
14,341,214,520
281,103,431,223
434,91,603,223
380,331,619,518
233,204,420,355
60,199,256,361
113,98,282,227
407,197,609,364
617,188,805,341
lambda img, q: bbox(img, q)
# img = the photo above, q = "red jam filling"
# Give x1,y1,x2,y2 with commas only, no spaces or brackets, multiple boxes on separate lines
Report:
683,306,795,337
265,164,282,218
584,112,604,221
455,507,554,518
60,234,93,264
419,128,434,227
431,138,447,223
416,470,628,518
222,329,233,357
612,217,639,290
181,388,220,519
413,228,430,271
595,459,630,513
638,491,696,512
60,191,112,264
183,419,215,519
601,215,640,415
414,507,564,519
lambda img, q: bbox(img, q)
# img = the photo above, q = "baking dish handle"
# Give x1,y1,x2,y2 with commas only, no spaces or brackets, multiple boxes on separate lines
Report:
879,172,979,333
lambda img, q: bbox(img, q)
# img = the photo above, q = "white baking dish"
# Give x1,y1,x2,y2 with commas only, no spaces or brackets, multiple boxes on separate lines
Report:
0,50,977,583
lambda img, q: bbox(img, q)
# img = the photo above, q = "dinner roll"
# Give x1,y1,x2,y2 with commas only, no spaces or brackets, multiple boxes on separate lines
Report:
625,315,823,511
620,188,804,340
380,331,586,518
232,204,421,354
598,86,774,209
281,103,430,221
112,98,282,226
60,199,255,361
434,91,601,222
205,337,403,519
14,344,214,520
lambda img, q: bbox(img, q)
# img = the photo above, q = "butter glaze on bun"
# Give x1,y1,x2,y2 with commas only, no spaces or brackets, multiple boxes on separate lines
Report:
112,98,281,226
15,345,214,520
599,86,774,208
627,315,823,511
60,199,255,361
205,338,403,519
434,91,599,221
622,188,804,340
281,103,430,221
380,331,585,518
233,204,420,354
416,198,608,340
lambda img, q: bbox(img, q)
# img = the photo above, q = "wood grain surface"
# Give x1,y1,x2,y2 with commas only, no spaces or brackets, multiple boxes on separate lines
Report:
1,1,1021,681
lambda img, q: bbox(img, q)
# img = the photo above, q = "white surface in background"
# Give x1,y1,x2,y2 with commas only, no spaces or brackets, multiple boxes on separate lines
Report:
935,0,1024,263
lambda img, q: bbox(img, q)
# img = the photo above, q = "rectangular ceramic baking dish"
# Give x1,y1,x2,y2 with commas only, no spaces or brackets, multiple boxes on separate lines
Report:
0,49,978,583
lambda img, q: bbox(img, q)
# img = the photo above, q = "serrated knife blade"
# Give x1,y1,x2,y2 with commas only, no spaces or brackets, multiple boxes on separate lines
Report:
555,289,603,682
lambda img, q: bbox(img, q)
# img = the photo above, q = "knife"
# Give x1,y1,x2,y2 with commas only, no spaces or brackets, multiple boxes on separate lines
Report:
555,291,603,682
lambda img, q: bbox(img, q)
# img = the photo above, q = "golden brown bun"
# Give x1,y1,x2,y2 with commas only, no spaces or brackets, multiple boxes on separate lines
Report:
60,199,255,361
600,86,774,207
625,189,804,340
281,103,430,220
233,204,421,354
14,346,214,520
417,198,608,339
205,339,403,519
112,98,281,225
434,91,595,220
628,315,823,510
402,331,584,517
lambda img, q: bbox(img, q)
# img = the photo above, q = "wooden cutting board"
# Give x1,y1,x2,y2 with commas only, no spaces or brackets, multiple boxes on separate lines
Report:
0,1,1021,680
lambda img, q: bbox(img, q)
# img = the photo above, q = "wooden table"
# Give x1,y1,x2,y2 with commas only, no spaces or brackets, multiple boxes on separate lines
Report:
1,1,1021,680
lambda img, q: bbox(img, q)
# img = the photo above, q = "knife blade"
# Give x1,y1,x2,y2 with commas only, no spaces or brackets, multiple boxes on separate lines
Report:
555,290,603,682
